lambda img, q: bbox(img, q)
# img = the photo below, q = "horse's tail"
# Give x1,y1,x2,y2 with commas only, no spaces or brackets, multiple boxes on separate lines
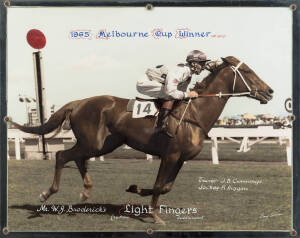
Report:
4,101,78,136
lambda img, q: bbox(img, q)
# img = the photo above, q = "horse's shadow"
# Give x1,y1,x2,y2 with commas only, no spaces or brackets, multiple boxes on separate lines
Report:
9,203,153,223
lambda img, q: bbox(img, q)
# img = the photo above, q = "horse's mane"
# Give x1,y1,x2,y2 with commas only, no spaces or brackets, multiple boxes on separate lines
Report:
191,60,228,94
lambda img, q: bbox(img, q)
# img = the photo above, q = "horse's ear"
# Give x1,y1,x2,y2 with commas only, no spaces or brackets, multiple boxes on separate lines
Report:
221,56,237,65
221,57,228,63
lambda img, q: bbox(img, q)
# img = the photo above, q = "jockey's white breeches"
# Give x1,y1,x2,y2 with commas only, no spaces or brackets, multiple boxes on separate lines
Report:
136,75,169,99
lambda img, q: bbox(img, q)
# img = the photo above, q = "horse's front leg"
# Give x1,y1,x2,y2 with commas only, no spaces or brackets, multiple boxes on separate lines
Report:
126,158,183,197
150,153,184,224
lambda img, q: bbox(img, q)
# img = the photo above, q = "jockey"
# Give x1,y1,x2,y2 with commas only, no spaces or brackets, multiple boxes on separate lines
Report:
136,50,210,137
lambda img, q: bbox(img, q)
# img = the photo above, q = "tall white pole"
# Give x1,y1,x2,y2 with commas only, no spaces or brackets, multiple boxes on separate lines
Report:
33,51,48,160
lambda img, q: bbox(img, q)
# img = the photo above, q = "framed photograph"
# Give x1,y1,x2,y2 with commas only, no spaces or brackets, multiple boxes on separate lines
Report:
1,0,299,237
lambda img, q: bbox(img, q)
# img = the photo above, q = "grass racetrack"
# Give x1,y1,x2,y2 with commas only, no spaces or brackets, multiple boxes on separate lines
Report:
8,157,292,232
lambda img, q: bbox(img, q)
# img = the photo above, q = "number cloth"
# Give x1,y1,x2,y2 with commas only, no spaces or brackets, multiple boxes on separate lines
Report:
132,101,158,118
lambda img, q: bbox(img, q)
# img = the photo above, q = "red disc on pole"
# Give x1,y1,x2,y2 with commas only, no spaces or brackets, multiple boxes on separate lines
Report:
26,29,46,49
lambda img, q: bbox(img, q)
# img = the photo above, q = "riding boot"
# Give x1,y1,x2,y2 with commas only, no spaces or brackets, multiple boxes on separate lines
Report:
156,101,174,138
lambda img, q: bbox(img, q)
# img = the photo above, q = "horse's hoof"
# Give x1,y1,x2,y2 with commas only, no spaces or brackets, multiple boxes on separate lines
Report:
80,192,88,202
126,185,138,193
153,215,166,225
155,220,166,225
39,192,47,202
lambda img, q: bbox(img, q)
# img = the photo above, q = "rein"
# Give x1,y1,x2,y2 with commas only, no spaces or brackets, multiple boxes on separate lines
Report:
197,92,251,98
171,111,208,136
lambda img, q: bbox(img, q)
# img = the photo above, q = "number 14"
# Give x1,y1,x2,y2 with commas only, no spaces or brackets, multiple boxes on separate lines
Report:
136,103,151,115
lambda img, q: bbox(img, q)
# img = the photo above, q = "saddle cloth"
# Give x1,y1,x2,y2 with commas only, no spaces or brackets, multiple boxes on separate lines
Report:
127,98,163,112
127,98,160,118
127,99,136,112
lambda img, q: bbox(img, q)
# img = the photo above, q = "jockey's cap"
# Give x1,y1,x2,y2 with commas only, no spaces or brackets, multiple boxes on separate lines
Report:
186,50,210,63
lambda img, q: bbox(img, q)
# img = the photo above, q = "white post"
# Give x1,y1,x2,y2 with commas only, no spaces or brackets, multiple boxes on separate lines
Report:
146,154,153,162
15,137,21,160
91,156,104,161
278,136,283,145
286,138,292,166
243,136,250,152
211,137,219,164
238,136,250,152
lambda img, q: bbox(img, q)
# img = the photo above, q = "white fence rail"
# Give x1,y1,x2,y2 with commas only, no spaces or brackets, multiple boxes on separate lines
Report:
208,126,292,166
7,129,152,161
7,126,292,166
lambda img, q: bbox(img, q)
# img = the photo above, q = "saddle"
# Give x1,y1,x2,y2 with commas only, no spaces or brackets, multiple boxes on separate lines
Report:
126,97,208,136
127,97,182,113
135,97,164,110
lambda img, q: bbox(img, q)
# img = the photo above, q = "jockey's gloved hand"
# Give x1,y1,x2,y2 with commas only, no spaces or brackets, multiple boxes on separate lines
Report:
205,61,218,72
187,91,199,98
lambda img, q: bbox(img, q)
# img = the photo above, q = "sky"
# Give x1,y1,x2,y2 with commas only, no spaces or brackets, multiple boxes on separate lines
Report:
7,7,293,124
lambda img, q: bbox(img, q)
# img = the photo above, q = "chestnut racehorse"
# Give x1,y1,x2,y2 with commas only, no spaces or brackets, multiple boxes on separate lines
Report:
6,56,273,224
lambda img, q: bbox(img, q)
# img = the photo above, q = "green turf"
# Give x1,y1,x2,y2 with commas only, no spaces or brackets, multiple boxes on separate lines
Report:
7,159,292,232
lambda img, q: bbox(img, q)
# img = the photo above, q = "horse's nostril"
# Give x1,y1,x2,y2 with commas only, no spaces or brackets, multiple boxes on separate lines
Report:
268,88,274,94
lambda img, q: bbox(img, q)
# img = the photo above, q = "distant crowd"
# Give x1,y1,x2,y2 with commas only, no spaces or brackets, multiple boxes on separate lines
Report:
215,116,294,129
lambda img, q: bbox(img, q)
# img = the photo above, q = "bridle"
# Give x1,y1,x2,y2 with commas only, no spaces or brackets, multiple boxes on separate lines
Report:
174,61,257,131
173,61,258,133
197,61,257,98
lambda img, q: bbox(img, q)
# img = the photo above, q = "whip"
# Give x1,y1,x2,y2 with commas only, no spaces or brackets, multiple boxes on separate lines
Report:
175,98,191,135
